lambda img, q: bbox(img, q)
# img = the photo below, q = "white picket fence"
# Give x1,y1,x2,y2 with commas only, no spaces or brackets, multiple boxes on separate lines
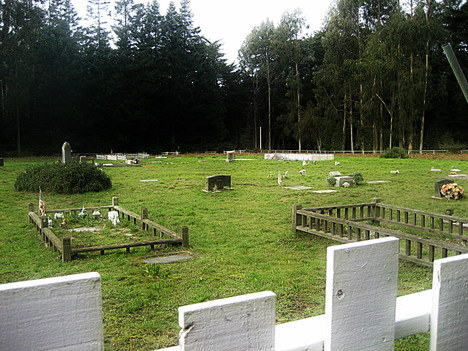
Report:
1,238,466,351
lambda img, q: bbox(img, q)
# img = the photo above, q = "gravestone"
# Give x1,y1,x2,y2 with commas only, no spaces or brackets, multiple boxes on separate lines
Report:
334,176,354,187
0,158,3,166
226,151,235,163
206,175,231,191
434,179,453,197
328,171,342,177
61,142,72,164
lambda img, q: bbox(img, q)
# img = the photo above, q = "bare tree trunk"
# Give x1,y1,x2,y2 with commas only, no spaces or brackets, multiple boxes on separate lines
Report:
267,62,272,151
359,84,365,153
342,93,347,151
296,62,301,151
349,91,354,154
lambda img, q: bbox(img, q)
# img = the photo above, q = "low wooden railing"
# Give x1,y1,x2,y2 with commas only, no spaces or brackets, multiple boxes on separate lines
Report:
28,197,188,261
293,202,468,267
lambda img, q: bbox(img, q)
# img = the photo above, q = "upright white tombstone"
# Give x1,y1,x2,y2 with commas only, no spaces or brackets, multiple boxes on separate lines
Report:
62,141,72,164
325,237,399,351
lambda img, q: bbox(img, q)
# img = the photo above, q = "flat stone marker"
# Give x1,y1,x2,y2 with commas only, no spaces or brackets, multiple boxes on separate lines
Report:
313,190,339,194
328,171,342,177
143,254,194,264
367,180,392,184
431,168,442,172
140,179,159,182
68,226,101,233
448,174,468,180
284,186,313,190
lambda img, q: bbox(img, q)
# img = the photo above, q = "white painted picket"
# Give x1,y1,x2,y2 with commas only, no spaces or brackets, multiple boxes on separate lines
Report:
1,239,467,351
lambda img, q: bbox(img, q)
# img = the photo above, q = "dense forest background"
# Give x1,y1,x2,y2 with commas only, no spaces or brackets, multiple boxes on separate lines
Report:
0,0,466,155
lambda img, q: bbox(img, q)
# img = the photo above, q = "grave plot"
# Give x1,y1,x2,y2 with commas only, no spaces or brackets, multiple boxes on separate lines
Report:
292,199,468,266
27,197,188,262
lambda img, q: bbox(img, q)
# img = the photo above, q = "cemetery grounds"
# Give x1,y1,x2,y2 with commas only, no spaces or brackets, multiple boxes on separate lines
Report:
0,153,467,350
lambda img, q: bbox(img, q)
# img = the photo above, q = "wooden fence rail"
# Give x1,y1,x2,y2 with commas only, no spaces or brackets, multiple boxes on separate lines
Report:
28,197,188,261
293,202,468,267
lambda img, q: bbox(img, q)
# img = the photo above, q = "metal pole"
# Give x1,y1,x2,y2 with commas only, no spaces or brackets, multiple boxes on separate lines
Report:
259,126,262,151
443,44,468,103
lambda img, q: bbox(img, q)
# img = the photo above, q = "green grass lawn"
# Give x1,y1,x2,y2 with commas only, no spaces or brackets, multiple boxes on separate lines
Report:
1,154,466,350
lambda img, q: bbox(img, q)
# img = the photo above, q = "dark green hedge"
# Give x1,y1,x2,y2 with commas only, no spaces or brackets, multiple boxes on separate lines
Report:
15,163,112,194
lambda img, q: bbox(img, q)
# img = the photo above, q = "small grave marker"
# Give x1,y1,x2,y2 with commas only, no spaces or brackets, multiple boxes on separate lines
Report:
334,176,354,188
226,151,235,162
367,180,392,184
313,190,339,194
434,179,453,197
328,171,342,177
61,142,72,164
205,175,232,192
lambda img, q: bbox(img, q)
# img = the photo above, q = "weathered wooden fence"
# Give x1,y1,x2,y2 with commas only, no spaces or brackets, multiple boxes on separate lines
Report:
28,197,188,261
293,201,468,267
2,239,466,350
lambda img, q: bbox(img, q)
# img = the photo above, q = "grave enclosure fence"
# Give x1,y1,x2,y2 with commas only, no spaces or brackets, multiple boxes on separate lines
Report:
292,200,468,267
1,238,467,350
27,197,188,261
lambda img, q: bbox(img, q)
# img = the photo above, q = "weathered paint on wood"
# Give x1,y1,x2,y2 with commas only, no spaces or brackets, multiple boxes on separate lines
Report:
430,253,468,350
179,291,276,351
325,237,399,351
0,272,103,350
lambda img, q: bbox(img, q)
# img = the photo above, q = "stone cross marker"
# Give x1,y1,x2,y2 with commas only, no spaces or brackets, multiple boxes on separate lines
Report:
62,142,72,164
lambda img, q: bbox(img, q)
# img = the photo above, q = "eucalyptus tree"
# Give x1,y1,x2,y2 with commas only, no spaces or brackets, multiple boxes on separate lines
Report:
239,20,278,150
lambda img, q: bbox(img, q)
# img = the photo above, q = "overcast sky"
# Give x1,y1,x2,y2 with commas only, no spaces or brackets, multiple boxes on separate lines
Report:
72,0,335,64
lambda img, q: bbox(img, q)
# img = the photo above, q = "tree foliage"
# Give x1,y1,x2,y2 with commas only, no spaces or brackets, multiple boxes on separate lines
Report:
0,0,466,155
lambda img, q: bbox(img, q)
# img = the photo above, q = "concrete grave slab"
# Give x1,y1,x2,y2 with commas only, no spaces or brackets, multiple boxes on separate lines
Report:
140,179,159,182
284,186,313,190
143,254,194,264
334,176,354,187
313,190,339,194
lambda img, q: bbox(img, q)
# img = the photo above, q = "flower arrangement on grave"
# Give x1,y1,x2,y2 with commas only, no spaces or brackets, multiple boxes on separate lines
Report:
440,183,464,200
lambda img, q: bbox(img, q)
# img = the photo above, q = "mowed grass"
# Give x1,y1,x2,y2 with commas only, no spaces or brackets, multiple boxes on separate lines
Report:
0,154,467,350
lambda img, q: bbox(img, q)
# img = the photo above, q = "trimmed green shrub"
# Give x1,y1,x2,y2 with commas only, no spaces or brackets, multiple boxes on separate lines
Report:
349,172,364,185
327,176,337,186
380,147,408,159
15,162,112,194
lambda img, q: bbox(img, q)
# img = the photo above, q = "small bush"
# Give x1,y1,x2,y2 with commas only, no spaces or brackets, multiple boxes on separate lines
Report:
349,172,364,185
380,147,408,159
327,176,337,186
15,162,112,194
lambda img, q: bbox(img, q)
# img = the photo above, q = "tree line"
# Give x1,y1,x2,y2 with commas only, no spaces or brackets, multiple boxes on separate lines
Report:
0,0,466,155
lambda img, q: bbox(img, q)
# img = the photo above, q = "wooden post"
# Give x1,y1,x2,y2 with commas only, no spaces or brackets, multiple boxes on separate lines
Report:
292,204,302,234
371,198,381,225
178,291,276,350
112,197,119,207
40,216,48,229
28,203,34,223
181,226,189,247
430,253,468,350
325,237,399,351
141,208,148,230
62,237,72,262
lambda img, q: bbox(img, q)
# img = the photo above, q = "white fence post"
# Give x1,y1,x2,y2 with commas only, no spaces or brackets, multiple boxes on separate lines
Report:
325,237,399,351
179,291,276,351
0,272,103,351
430,253,468,350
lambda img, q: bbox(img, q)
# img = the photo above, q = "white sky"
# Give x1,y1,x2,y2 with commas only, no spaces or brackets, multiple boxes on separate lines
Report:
72,0,335,64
